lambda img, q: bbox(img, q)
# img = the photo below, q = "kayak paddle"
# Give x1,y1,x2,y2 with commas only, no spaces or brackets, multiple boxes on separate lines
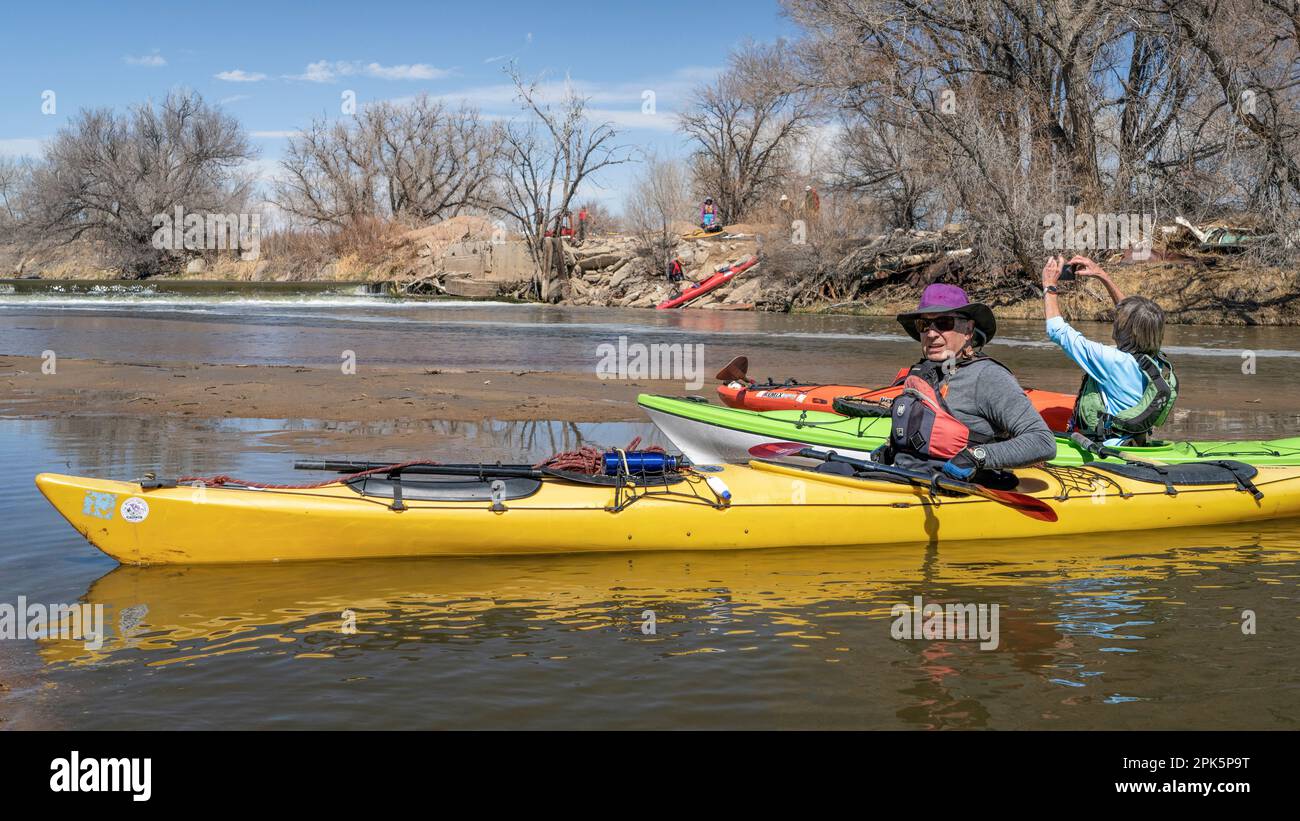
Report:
714,355,750,383
295,460,545,478
747,442,1058,522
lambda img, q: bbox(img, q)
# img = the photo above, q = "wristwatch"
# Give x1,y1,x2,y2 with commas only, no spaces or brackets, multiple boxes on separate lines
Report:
969,446,988,469
1045,285,1059,294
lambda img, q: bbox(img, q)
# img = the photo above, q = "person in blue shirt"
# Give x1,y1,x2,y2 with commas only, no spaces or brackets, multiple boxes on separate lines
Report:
1042,255,1178,446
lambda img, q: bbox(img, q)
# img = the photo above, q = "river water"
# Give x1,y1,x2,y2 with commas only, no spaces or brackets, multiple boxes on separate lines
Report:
2,287,1299,729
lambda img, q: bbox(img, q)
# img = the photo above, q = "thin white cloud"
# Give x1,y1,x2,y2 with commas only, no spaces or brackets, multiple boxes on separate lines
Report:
363,62,449,80
420,67,722,126
285,60,336,83
0,138,44,158
220,94,252,105
216,69,267,83
284,60,451,83
585,108,681,132
125,53,166,67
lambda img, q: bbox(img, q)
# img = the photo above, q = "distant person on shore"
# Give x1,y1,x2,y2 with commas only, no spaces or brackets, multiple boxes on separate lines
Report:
701,198,718,231
778,194,793,221
666,257,687,295
1042,255,1177,446
875,283,1057,481
576,207,589,243
802,185,820,220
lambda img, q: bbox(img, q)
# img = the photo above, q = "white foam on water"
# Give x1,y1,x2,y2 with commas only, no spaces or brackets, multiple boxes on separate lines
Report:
3,292,1297,358
0,294,517,309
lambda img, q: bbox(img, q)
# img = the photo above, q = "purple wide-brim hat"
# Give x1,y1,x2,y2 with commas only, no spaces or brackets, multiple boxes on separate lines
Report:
896,283,996,344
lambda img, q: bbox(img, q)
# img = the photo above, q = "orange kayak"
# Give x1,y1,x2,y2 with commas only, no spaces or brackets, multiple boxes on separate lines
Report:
716,381,1073,431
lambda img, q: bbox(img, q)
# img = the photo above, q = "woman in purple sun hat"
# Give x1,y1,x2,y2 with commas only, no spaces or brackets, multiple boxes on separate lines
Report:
875,283,1057,482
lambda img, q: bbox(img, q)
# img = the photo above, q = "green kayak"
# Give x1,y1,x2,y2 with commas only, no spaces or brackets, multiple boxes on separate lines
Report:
638,393,1300,466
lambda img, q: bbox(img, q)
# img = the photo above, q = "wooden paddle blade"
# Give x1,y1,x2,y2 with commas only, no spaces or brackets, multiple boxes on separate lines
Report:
976,487,1058,522
715,355,750,383
747,442,809,458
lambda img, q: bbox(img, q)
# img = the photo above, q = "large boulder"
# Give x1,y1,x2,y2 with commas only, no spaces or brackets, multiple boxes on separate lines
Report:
609,267,637,291
724,277,762,303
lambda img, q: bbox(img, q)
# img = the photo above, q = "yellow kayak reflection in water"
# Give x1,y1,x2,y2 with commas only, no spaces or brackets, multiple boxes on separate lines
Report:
40,521,1298,664
32,522,1300,729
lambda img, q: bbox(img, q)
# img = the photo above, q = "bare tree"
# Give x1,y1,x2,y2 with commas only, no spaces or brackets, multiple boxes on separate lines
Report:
678,40,817,224
274,96,502,228
0,156,30,233
783,0,1300,279
20,90,253,275
1162,0,1300,227
624,151,693,272
495,63,631,301
832,118,939,230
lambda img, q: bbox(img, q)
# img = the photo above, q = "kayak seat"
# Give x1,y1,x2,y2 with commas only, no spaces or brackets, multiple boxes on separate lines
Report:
346,476,542,502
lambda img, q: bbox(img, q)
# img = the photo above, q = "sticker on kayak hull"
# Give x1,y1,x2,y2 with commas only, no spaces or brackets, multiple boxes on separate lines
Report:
83,491,117,520
693,464,725,473
120,497,150,523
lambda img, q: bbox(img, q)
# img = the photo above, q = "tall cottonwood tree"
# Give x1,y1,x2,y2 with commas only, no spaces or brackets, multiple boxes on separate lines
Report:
678,40,817,224
20,90,253,275
495,64,630,302
274,96,502,228
783,0,1300,275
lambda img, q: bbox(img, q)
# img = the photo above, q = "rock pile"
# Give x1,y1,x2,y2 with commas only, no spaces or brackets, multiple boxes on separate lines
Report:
563,234,768,310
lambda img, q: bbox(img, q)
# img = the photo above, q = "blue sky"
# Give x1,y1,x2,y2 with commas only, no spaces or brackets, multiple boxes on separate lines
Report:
0,0,794,209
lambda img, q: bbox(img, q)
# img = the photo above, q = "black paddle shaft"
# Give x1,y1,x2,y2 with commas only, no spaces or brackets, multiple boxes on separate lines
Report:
801,448,988,496
796,448,1053,512
294,460,542,478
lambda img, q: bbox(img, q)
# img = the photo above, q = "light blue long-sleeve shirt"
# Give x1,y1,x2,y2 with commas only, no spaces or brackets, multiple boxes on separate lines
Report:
1046,315,1146,444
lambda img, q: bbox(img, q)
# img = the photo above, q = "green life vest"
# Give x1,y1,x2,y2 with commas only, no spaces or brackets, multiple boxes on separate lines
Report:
1072,352,1177,443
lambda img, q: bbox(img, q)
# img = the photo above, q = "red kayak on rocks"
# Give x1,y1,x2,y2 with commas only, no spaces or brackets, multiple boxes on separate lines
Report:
713,356,1076,431
656,256,759,310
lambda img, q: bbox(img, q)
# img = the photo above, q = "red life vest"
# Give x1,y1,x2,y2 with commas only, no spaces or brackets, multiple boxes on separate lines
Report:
885,356,1007,460
890,376,988,459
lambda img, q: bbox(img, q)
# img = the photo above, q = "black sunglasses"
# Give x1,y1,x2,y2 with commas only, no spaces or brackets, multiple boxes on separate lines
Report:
915,315,971,334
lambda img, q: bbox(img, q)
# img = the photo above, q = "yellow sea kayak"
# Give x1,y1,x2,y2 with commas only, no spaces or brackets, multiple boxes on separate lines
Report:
34,459,1300,564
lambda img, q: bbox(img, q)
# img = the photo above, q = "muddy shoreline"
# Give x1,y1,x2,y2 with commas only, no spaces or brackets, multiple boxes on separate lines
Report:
3,353,1295,423
0,355,692,422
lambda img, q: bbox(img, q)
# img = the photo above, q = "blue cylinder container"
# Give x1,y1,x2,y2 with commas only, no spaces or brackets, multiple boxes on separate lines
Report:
602,451,680,476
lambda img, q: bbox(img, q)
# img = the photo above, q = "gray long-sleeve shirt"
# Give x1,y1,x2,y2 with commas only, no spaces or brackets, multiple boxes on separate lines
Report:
892,358,1058,471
